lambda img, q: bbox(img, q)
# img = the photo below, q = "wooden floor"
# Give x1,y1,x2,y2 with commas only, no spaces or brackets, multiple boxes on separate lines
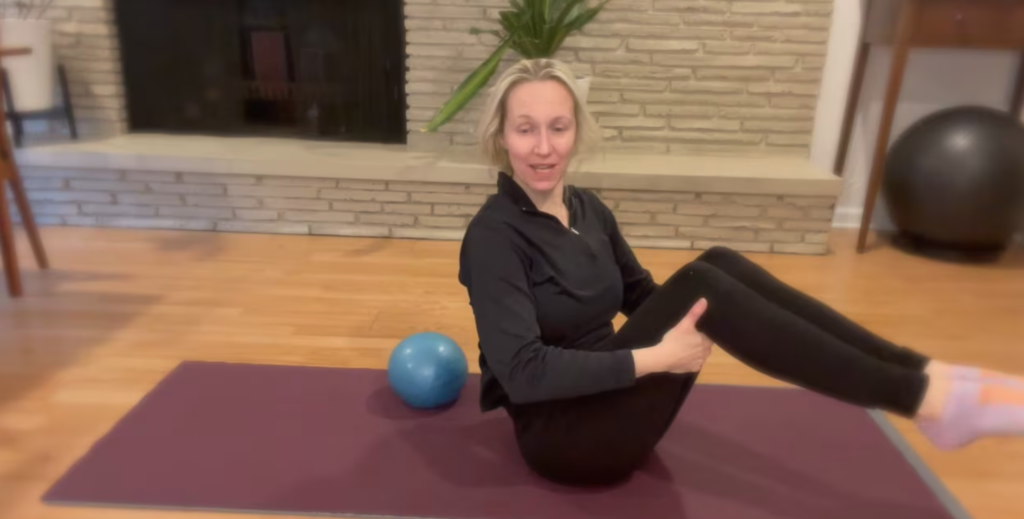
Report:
1,227,1022,519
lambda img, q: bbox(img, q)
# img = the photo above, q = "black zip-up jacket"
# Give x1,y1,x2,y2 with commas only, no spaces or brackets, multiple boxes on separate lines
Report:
458,172,660,411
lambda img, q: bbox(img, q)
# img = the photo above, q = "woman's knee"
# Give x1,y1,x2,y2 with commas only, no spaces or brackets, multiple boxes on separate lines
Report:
695,245,743,266
665,260,727,293
659,261,737,325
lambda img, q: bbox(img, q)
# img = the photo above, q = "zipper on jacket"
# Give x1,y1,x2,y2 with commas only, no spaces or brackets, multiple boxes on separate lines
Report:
521,207,578,235
519,204,598,258
519,188,578,234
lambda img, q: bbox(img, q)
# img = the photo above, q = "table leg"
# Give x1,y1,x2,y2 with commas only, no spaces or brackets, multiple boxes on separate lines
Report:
834,42,872,175
857,0,918,253
0,135,48,270
0,178,22,297
1010,52,1024,120
8,173,48,269
0,84,48,270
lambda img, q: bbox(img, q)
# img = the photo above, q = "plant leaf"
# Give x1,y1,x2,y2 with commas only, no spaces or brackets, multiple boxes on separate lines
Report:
552,0,587,30
469,27,504,39
423,40,512,133
499,9,521,36
564,1,609,34
500,0,609,58
426,0,609,130
544,0,589,55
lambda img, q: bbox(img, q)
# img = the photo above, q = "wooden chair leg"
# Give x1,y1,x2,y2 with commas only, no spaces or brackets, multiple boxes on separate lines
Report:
8,172,48,269
1,68,23,148
834,42,871,176
0,178,22,297
1011,52,1024,120
58,64,78,140
0,84,48,270
857,0,917,253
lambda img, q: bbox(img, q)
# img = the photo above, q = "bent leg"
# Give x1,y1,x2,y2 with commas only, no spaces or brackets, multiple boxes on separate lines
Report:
508,372,696,486
508,261,710,486
629,260,929,418
695,246,930,371
508,257,930,485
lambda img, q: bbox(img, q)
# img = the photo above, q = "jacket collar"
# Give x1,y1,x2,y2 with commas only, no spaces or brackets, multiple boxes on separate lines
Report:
496,171,572,212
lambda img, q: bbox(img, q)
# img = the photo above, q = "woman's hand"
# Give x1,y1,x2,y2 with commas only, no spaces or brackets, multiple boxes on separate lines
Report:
633,298,714,377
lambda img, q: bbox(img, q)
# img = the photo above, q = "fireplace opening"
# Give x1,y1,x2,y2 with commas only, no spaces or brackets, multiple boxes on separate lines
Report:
114,0,408,144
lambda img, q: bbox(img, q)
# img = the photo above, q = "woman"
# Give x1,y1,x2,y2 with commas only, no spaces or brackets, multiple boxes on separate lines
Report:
457,59,1024,486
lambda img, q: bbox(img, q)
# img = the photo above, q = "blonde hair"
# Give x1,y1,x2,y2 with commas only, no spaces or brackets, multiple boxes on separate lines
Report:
477,58,601,172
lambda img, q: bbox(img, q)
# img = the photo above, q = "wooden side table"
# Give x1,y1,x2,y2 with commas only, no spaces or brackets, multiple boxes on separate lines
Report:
0,46,49,297
834,0,1024,253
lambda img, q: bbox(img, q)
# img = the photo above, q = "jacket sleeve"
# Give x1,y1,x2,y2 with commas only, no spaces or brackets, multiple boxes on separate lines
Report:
594,195,660,317
459,222,637,405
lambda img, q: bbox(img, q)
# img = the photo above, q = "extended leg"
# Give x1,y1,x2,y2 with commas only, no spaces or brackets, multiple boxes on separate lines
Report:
636,260,1024,450
695,247,1024,391
695,246,928,371
618,260,929,418
512,257,931,486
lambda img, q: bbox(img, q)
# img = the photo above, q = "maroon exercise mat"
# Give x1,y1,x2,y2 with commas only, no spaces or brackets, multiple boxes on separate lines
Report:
44,361,969,519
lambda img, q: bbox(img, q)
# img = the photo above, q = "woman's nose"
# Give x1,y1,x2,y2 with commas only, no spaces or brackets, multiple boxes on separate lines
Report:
534,131,552,155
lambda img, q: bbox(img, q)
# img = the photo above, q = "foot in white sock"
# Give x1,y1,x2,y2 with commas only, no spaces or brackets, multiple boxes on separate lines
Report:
916,378,1024,450
952,366,1024,387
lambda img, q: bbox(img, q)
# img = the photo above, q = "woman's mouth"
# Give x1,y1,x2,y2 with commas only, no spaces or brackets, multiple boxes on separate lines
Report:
531,164,556,173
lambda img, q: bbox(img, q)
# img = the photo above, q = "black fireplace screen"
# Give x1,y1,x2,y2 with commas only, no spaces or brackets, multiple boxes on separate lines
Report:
114,0,408,144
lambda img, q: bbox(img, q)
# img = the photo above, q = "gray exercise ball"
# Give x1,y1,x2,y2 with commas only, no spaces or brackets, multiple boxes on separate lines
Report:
883,106,1024,261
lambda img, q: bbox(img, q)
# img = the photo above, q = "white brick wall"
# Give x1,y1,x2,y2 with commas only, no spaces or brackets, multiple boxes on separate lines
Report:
602,190,833,253
406,0,831,153
14,167,835,254
26,0,831,152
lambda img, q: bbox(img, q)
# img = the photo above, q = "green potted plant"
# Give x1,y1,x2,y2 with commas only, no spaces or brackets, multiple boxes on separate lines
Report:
422,0,609,133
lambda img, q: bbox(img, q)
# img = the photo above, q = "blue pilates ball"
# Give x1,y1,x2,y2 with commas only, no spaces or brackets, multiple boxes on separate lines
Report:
387,332,468,409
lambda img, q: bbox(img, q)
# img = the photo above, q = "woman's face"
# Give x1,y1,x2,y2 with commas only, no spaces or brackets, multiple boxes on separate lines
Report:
500,79,577,194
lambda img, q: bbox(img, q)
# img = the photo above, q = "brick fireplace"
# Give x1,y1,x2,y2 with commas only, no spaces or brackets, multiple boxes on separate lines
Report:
114,0,407,143
40,0,832,153
11,0,841,255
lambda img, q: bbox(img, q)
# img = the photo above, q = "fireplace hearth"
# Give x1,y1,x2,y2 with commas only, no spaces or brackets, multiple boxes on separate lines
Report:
114,0,408,143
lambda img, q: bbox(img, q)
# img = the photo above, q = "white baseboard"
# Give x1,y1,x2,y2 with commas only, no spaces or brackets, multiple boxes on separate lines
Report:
831,206,896,231
832,206,1024,244
831,207,861,229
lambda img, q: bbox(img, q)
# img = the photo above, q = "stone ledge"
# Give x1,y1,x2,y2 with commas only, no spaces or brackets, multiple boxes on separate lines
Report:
15,134,841,197
14,164,836,254
16,167,839,255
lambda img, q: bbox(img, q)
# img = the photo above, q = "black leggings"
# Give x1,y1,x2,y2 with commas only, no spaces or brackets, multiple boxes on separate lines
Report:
506,246,932,486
